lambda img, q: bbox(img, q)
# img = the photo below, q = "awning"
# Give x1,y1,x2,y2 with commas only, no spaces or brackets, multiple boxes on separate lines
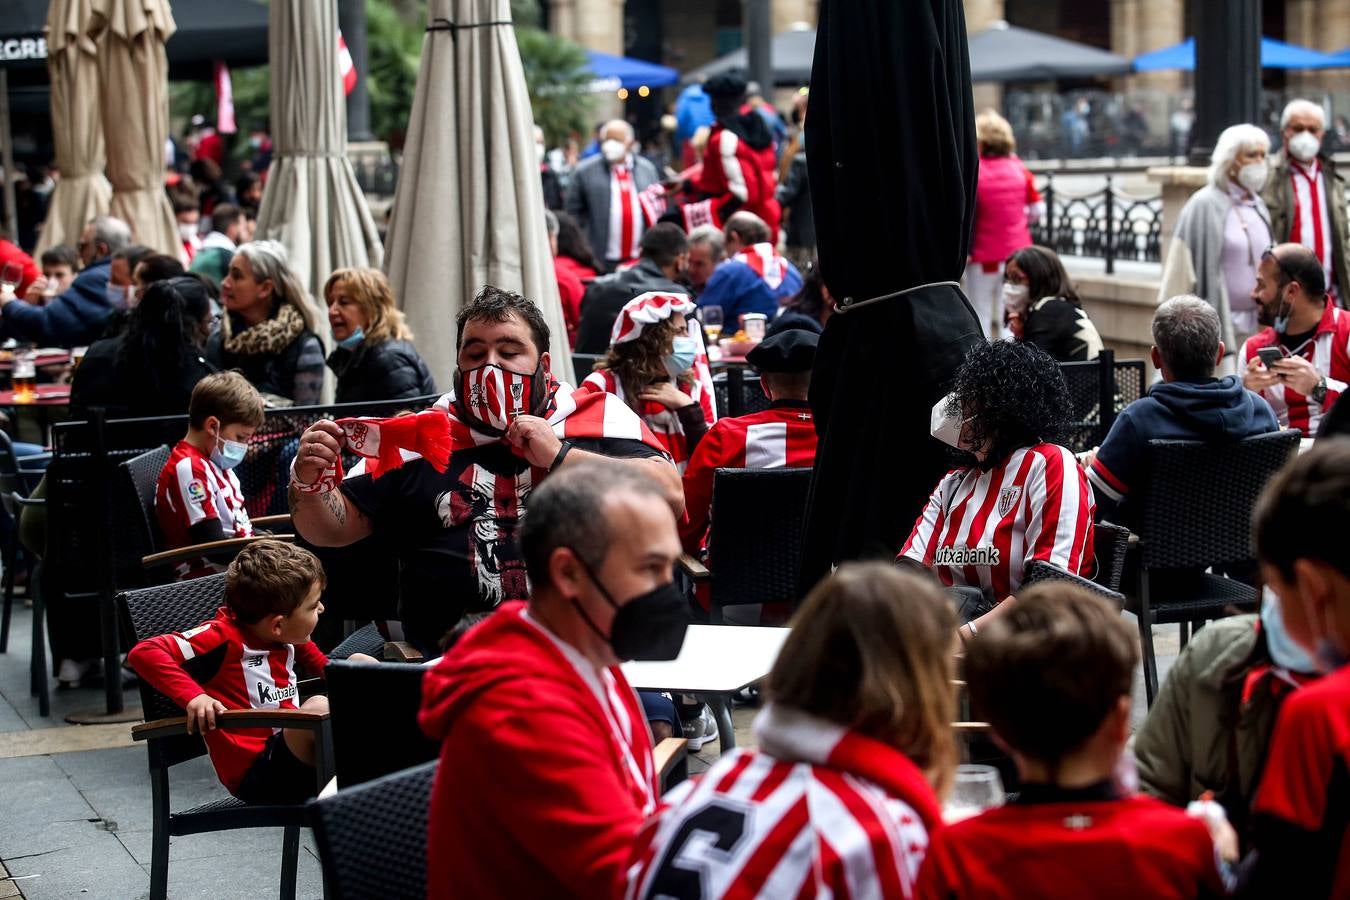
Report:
1134,36,1347,71
968,21,1132,82
583,50,678,93
682,25,816,86
0,0,269,78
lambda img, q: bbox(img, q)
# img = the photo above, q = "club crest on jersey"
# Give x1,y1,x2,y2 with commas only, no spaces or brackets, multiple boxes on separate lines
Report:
998,486,1022,518
257,682,297,705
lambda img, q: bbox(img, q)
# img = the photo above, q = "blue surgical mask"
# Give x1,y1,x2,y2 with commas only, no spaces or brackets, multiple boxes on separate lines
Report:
1261,589,1317,674
664,336,697,377
211,436,248,471
1274,286,1294,335
337,327,365,350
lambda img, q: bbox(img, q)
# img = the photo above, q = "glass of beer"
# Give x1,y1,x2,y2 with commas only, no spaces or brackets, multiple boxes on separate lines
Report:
12,355,36,403
71,346,88,372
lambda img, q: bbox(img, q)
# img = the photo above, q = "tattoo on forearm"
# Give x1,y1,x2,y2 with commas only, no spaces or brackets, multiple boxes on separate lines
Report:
320,490,347,526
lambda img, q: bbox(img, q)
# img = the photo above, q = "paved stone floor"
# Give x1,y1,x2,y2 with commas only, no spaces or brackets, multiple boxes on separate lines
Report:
0,599,1180,899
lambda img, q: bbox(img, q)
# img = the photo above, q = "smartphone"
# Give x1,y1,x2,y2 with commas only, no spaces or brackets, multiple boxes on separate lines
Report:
1257,347,1285,369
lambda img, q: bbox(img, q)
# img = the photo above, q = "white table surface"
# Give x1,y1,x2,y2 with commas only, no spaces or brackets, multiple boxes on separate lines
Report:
622,624,790,693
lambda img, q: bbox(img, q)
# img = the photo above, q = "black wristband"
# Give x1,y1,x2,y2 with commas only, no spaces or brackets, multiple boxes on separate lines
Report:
549,439,574,472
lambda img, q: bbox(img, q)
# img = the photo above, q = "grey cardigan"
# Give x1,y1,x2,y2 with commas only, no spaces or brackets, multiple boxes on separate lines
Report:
1160,183,1272,354
564,153,661,264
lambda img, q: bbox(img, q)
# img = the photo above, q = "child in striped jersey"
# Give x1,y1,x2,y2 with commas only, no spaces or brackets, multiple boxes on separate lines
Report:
625,564,956,899
127,541,376,804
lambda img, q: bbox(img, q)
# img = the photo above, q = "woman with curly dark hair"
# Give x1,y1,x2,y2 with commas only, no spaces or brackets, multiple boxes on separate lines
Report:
1004,245,1103,362
897,340,1096,634
581,291,715,468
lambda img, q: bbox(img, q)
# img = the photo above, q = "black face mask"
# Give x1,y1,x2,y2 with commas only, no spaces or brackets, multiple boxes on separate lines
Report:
570,555,689,662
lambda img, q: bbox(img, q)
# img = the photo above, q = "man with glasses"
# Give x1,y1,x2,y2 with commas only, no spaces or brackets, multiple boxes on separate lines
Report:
1241,243,1350,436
2,215,132,347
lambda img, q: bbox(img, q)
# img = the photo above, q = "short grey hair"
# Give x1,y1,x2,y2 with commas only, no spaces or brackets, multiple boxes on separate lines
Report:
520,461,666,589
724,211,771,247
1208,124,1269,190
687,225,725,261
600,119,634,142
1281,99,1326,131
89,215,132,255
543,209,559,237
1153,295,1221,380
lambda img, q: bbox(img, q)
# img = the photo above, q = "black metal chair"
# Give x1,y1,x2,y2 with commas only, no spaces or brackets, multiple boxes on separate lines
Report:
1129,431,1301,705
712,370,770,418
0,430,51,716
680,467,813,623
309,760,436,900
1023,520,1131,606
326,659,439,789
119,574,333,900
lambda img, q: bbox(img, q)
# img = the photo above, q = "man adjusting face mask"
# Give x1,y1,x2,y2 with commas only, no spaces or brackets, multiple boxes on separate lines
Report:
454,361,551,436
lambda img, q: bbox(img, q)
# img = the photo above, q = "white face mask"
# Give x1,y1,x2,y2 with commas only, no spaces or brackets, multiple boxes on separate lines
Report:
1236,162,1269,195
929,392,965,449
1289,130,1321,163
1001,282,1029,311
601,139,627,164
180,222,199,242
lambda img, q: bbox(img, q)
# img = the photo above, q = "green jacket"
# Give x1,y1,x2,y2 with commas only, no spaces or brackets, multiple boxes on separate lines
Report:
1133,614,1303,835
1261,150,1350,305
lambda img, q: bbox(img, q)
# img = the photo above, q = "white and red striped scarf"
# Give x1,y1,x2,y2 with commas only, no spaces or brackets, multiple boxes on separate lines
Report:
733,242,789,291
295,380,668,493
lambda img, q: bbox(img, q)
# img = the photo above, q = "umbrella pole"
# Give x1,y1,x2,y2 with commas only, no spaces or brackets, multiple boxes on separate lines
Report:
0,69,18,243
744,0,773,93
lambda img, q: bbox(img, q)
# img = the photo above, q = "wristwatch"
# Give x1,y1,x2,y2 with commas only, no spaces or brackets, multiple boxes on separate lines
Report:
1312,377,1328,404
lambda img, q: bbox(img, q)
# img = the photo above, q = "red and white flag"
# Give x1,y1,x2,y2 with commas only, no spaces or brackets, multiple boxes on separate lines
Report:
337,32,357,96
733,242,788,290
214,61,236,135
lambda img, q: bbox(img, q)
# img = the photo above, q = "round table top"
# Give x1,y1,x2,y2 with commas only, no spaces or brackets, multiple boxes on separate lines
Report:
0,350,72,371
0,384,71,406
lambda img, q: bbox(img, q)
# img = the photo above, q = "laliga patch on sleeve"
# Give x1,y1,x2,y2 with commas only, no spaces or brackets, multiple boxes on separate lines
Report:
186,480,207,503
181,623,212,640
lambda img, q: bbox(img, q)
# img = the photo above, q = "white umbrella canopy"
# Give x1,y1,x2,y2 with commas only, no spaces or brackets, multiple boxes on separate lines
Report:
88,0,180,259
384,0,571,386
36,0,113,255
256,0,383,306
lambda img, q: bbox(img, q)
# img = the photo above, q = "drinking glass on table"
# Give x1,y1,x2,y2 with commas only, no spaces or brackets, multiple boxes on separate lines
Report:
12,353,36,403
0,263,21,300
701,305,724,342
944,764,1006,823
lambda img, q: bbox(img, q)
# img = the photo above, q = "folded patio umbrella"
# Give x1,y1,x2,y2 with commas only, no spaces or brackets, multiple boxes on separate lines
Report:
88,0,180,259
384,0,571,386
799,0,984,589
256,0,382,304
35,0,113,255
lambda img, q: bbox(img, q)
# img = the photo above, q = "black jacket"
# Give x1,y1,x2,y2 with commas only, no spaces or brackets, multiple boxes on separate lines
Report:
574,258,684,353
777,151,815,250
327,337,437,404
205,313,326,405
70,333,217,420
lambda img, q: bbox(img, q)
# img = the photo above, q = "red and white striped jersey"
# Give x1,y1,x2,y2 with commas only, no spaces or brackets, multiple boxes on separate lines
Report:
126,607,327,796
155,440,253,549
899,443,1095,600
625,705,942,900
1240,302,1350,437
581,369,716,469
679,400,818,553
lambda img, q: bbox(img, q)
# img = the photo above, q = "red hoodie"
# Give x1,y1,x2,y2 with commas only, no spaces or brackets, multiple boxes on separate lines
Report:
418,602,658,899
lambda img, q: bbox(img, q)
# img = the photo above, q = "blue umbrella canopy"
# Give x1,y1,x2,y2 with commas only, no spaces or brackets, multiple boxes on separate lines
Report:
583,50,678,92
1135,36,1345,71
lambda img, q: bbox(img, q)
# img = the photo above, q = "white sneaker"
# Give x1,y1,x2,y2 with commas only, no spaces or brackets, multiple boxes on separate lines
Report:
57,658,92,688
681,704,718,753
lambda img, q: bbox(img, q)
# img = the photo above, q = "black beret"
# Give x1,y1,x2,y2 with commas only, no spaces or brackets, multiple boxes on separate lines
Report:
704,70,749,100
745,327,818,373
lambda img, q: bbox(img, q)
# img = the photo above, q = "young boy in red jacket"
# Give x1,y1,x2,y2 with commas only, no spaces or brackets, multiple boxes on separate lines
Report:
128,540,374,804
918,584,1236,899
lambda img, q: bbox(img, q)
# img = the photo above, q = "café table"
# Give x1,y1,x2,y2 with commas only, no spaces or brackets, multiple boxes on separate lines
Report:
623,624,790,754
708,355,752,417
0,384,72,446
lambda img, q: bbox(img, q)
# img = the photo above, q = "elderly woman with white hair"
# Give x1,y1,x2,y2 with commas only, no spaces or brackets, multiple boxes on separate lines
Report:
206,240,327,405
1160,123,1273,359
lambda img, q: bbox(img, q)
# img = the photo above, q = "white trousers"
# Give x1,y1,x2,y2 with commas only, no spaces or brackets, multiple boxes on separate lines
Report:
962,261,1006,340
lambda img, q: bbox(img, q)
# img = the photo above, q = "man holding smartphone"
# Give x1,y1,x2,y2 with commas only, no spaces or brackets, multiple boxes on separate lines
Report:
1241,243,1350,437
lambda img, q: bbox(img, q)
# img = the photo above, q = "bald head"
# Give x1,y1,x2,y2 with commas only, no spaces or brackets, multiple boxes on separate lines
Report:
724,211,771,255
600,120,634,145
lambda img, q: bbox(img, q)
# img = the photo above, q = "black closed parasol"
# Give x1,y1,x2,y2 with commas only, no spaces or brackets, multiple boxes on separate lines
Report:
800,0,985,589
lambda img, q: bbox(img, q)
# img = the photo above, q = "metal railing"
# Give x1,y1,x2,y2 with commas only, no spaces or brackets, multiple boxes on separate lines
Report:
1031,173,1163,274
